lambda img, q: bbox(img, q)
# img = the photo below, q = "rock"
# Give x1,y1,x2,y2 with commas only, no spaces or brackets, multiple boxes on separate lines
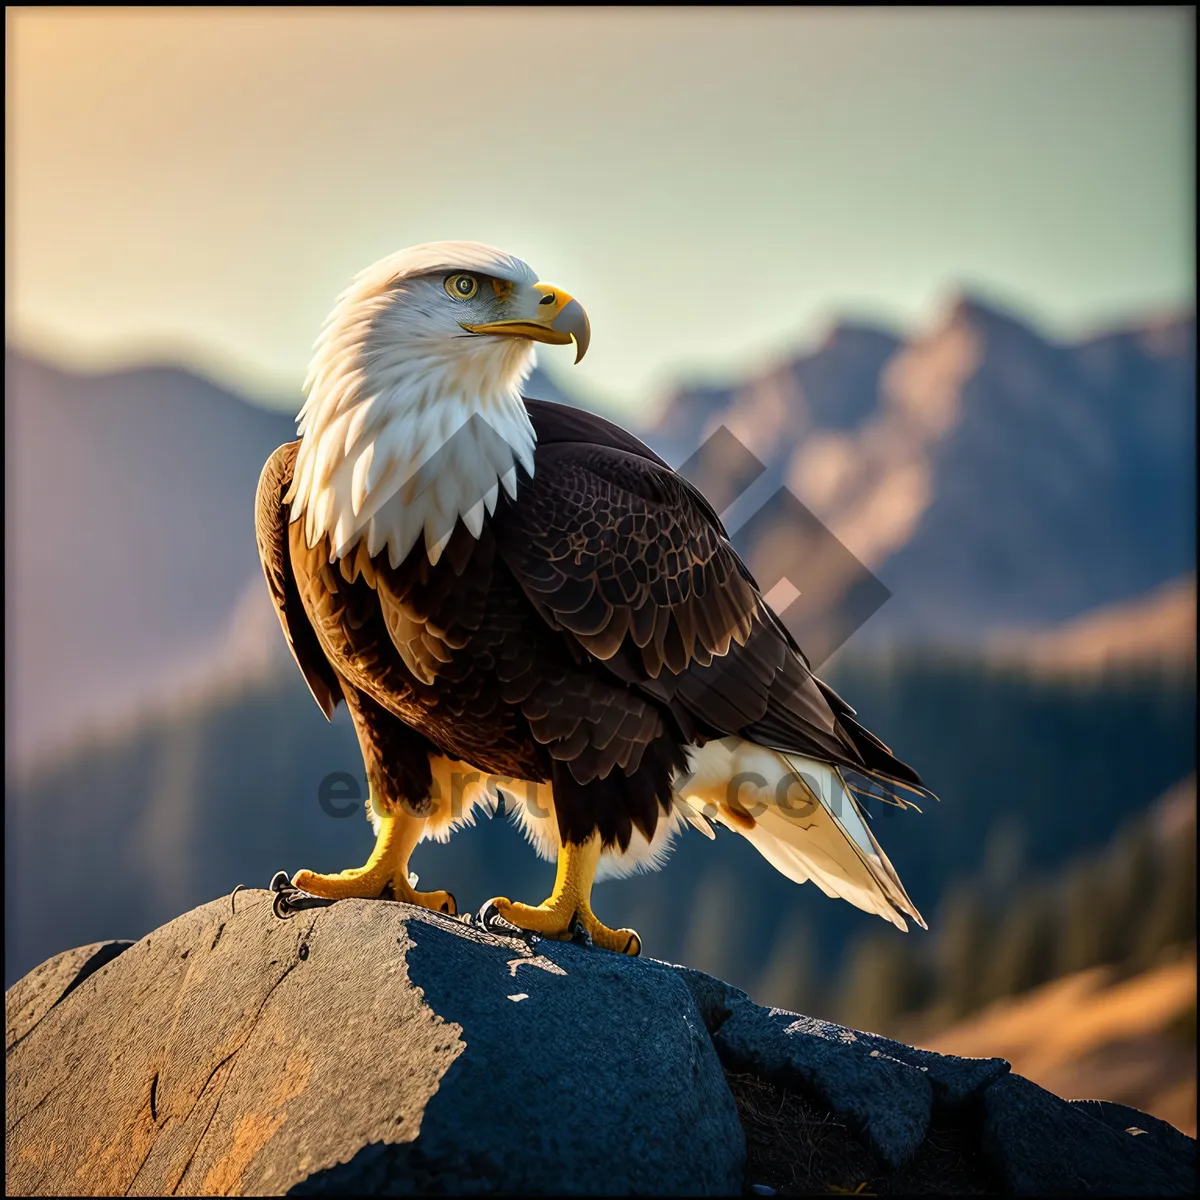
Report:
674,965,1011,1168
4,893,743,1196
1069,1100,1197,1169
715,1003,935,1169
5,894,1196,1196
980,1073,1195,1196
730,1069,1005,1195
5,940,133,1050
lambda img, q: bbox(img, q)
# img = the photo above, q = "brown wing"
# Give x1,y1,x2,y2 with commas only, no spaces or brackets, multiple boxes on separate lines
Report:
496,439,757,671
255,442,341,719
505,401,927,788
282,498,561,782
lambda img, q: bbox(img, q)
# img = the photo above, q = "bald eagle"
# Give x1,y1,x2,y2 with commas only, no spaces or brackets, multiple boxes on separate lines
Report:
257,241,929,954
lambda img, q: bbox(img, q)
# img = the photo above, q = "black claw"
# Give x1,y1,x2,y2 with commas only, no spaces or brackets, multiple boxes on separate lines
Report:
568,914,592,946
474,901,538,945
268,873,336,921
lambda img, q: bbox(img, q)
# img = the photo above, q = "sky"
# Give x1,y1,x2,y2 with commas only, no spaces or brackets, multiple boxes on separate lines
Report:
6,7,1194,415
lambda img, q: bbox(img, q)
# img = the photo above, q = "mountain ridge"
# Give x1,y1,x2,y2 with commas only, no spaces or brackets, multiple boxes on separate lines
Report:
6,294,1193,769
668,292,1195,643
2,350,578,771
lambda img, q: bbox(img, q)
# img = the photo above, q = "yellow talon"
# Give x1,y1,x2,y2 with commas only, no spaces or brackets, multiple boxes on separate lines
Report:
485,833,640,955
291,810,456,915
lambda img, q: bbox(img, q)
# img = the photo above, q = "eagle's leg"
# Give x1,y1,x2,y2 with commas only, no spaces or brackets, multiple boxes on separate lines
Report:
286,681,455,913
290,798,456,915
485,833,640,955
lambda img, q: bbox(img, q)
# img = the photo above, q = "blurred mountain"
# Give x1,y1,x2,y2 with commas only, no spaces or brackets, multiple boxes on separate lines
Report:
5,296,1194,767
7,653,1194,989
652,319,899,459
652,297,1196,646
4,351,295,774
988,573,1196,676
914,949,1197,1139
3,350,568,773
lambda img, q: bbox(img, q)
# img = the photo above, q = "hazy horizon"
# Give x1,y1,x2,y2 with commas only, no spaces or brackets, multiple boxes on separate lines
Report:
8,8,1194,416
7,281,1195,420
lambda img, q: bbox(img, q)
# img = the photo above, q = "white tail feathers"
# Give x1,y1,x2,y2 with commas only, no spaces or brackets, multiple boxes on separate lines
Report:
675,740,926,931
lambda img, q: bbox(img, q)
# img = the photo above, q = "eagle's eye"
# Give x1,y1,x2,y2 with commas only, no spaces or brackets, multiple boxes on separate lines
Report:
445,273,479,301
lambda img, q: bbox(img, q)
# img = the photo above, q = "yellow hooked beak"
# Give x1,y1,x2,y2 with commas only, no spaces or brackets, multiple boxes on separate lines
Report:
460,282,591,364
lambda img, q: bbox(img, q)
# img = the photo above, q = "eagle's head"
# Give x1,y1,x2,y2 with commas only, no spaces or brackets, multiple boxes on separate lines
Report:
306,241,589,400
289,242,590,567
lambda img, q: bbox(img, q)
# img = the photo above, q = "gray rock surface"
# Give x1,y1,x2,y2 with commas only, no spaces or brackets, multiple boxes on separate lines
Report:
5,894,1196,1196
981,1073,1195,1196
1069,1099,1198,1169
5,893,742,1196
674,965,1011,1167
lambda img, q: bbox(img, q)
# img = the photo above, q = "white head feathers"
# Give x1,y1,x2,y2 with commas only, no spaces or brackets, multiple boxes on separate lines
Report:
285,241,540,567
